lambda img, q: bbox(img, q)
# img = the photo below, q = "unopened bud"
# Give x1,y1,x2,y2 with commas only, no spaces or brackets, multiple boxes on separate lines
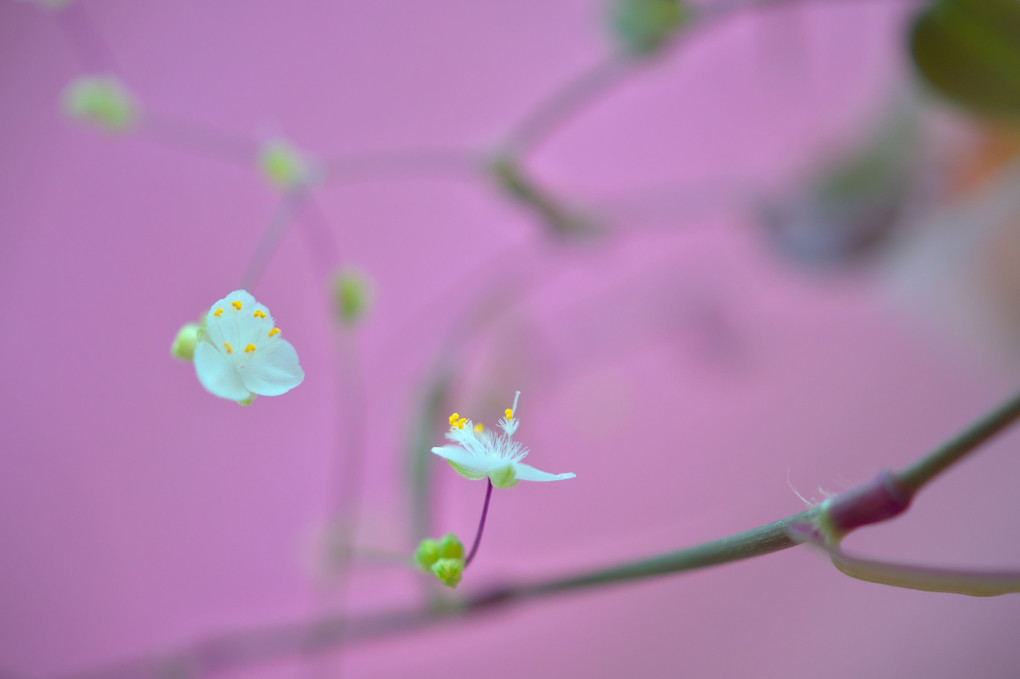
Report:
430,557,465,589
437,533,464,560
414,538,441,571
63,75,137,132
259,140,309,190
170,323,201,362
331,268,373,326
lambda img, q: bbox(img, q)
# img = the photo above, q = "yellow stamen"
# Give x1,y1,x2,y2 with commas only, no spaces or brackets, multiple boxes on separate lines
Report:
231,300,242,310
505,408,514,420
223,342,233,354
214,308,223,317
448,412,460,426
457,417,467,429
245,344,256,353
253,310,266,319
474,423,484,432
268,328,281,337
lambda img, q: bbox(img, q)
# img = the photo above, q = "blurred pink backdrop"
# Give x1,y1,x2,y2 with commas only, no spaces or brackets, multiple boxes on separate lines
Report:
1,1,1018,677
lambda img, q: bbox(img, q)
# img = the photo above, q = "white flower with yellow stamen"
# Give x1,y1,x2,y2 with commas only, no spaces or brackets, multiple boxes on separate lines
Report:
431,392,575,488
193,290,304,404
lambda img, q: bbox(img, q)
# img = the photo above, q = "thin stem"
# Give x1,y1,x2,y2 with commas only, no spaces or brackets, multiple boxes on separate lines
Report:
238,190,307,293
58,509,816,679
894,387,1020,495
464,480,493,568
322,149,484,185
513,510,811,599
501,57,629,157
58,3,119,72
137,112,259,167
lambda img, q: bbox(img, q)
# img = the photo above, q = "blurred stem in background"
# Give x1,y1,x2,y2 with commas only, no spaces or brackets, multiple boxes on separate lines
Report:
57,1,118,73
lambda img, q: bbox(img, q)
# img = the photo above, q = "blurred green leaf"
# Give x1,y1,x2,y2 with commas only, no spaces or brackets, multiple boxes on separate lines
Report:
910,0,1020,121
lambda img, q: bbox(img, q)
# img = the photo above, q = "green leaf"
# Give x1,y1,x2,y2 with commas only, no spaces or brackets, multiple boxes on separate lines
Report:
910,0,1020,121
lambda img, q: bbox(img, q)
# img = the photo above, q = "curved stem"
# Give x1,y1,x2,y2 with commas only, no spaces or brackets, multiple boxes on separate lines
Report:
464,480,493,568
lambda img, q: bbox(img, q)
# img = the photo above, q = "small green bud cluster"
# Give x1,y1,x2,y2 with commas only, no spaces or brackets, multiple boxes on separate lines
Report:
63,76,137,132
414,533,465,588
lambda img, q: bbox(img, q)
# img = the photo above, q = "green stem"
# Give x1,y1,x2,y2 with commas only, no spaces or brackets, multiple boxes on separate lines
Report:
512,510,814,599
894,387,1020,495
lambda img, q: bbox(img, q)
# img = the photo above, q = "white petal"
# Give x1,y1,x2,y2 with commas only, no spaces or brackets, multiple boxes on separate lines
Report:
431,446,499,480
240,338,304,396
512,462,575,482
194,342,251,401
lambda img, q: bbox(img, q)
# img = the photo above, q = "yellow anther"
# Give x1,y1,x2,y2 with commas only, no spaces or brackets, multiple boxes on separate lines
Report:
231,300,242,310
253,310,266,319
474,423,484,432
448,412,460,426
457,417,467,429
505,408,514,420
223,342,233,354
245,344,256,354
213,308,223,317
268,328,281,337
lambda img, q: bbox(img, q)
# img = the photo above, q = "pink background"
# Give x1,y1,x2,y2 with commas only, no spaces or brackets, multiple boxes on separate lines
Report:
2,1,1018,677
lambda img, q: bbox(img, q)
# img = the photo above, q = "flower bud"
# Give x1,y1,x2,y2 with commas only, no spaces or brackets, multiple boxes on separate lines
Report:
63,75,137,132
170,323,201,362
414,538,441,571
259,140,309,190
331,268,373,326
607,0,691,57
430,557,465,589
437,533,464,560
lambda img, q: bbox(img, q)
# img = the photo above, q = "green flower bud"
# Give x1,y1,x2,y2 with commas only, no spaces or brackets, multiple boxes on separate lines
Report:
430,557,465,589
437,533,464,560
489,464,519,489
607,0,692,57
259,140,309,190
63,76,137,132
170,322,201,362
414,538,441,571
331,268,373,326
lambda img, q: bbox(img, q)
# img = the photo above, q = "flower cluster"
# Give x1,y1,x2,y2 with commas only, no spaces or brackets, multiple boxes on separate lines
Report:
415,533,465,589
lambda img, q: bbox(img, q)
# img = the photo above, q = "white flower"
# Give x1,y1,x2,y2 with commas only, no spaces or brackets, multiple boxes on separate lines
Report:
431,391,575,488
193,290,304,404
